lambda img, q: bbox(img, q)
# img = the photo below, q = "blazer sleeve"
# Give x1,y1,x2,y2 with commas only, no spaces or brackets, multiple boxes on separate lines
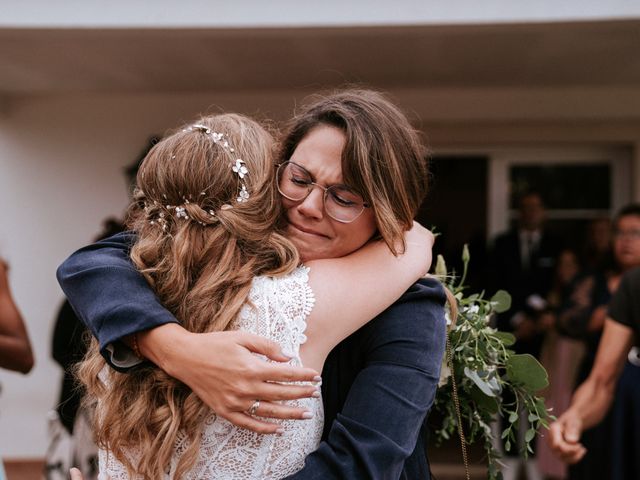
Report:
286,278,447,479
56,232,179,371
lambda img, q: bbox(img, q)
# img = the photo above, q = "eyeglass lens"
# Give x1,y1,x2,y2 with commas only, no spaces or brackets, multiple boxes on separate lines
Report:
277,162,365,223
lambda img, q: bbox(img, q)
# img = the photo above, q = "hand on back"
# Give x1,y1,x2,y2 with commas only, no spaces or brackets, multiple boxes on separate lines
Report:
138,324,321,434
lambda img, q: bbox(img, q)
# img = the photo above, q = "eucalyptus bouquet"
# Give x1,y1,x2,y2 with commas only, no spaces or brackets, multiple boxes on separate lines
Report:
433,246,551,480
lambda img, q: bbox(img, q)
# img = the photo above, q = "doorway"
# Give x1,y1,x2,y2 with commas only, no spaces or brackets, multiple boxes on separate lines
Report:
416,147,632,293
417,155,489,292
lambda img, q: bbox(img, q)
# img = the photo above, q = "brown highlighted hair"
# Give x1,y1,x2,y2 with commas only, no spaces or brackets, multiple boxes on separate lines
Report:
279,89,430,254
78,113,298,479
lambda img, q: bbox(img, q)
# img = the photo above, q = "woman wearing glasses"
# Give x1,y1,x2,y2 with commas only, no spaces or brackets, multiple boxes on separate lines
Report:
59,90,447,479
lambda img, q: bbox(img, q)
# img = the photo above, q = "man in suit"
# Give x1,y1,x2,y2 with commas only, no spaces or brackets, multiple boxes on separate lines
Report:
491,191,561,357
489,191,562,480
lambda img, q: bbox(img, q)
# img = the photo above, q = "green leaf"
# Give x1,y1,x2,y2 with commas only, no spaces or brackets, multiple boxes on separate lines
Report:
505,440,511,452
490,290,512,313
471,386,500,414
494,331,516,347
464,367,502,397
486,375,502,395
535,398,548,417
508,412,518,423
528,413,539,422
506,354,549,391
525,428,536,443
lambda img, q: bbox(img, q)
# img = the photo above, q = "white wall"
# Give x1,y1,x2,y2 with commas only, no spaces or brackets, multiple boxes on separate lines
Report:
1,86,640,457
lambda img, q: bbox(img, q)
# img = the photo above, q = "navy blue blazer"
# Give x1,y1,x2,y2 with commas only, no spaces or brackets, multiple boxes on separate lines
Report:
57,232,447,479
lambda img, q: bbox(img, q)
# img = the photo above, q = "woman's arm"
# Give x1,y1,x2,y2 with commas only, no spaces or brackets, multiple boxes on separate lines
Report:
303,222,433,367
56,232,178,367
0,260,34,373
547,318,633,463
57,232,320,433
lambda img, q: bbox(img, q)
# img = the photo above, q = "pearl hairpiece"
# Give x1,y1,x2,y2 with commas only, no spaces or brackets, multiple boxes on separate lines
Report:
184,124,250,203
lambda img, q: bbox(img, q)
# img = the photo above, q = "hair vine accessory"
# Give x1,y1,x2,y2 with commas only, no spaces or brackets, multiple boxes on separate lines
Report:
184,124,249,202
174,206,188,219
146,200,218,230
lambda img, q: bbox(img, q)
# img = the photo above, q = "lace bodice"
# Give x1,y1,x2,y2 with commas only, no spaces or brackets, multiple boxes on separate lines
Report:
99,266,323,479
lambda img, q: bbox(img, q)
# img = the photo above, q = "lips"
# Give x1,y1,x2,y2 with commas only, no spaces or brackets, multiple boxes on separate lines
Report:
288,220,330,238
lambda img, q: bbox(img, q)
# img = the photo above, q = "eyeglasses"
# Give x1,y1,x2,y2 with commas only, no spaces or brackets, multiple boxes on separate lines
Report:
614,229,640,240
276,161,369,224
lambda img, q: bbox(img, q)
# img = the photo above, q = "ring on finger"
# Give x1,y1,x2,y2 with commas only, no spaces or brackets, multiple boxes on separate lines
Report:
247,400,260,416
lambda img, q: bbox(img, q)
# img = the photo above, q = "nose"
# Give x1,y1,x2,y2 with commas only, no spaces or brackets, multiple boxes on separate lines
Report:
297,186,324,220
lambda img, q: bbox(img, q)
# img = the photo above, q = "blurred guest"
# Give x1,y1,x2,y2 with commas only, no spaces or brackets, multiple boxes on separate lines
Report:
489,191,562,480
51,219,124,432
44,219,124,480
551,204,640,480
581,217,613,272
51,300,88,438
548,265,640,480
536,249,584,480
0,258,34,374
490,191,562,357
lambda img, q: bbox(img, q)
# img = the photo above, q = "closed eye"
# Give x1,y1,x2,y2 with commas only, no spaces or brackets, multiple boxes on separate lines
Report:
330,191,357,207
290,175,312,186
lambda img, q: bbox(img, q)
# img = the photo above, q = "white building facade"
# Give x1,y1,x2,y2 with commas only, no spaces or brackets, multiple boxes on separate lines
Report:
1,0,640,459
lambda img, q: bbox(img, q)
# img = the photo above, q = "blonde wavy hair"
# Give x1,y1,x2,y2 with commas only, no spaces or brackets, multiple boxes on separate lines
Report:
77,113,299,479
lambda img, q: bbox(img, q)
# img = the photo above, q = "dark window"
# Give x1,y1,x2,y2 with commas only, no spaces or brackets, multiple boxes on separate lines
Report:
510,164,611,210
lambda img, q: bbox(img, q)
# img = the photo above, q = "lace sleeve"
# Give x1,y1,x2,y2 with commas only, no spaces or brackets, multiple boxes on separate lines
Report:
247,266,315,360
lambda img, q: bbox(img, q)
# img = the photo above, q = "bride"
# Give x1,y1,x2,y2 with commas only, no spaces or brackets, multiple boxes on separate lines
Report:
77,112,433,479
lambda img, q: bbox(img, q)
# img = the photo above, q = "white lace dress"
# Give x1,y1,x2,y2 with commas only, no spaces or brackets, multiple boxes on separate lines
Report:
99,266,323,479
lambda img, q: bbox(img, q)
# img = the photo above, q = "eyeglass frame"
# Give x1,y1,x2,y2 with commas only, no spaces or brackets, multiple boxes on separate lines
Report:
613,229,640,240
275,161,370,224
